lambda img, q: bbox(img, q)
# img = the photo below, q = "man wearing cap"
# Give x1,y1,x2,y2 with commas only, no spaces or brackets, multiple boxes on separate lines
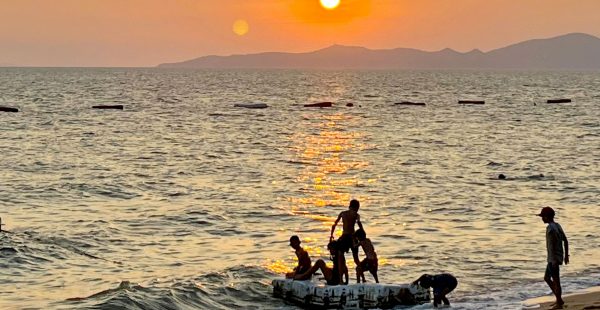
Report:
538,207,569,309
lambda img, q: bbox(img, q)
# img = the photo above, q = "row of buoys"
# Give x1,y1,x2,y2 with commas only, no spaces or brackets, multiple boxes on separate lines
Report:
232,98,574,110
1,98,576,113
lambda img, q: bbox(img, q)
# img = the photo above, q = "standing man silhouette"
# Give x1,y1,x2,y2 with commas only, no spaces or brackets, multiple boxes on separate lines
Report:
539,207,569,309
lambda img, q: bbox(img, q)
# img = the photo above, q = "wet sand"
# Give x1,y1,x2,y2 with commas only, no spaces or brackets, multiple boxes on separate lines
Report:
533,287,600,310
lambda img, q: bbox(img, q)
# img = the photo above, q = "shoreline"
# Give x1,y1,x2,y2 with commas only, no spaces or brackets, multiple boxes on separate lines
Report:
524,286,600,309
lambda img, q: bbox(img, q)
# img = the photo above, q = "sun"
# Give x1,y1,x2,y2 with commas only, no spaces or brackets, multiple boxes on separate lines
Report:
320,0,340,10
233,19,249,36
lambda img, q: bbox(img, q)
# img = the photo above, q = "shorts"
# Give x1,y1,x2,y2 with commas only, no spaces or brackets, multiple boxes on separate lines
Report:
337,234,358,254
433,276,457,297
359,258,378,272
545,262,560,280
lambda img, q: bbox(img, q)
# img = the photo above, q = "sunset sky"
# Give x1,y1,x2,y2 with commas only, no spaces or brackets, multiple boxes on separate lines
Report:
1,0,600,67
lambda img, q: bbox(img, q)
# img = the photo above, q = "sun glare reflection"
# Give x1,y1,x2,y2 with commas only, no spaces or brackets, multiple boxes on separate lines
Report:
269,111,390,275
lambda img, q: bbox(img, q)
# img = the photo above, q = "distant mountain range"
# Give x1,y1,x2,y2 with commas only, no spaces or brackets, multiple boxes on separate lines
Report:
158,33,600,70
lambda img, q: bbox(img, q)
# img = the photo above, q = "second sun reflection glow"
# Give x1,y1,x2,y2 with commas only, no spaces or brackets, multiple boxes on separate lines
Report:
320,0,340,10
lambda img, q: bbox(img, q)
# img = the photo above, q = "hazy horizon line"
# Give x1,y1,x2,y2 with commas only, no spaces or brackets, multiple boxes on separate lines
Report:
2,32,598,68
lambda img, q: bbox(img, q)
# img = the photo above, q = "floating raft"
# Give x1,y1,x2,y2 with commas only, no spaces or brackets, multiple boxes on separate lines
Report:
547,99,571,103
0,106,19,113
233,103,269,109
304,102,333,108
394,101,426,106
92,105,124,110
272,278,430,309
458,100,485,105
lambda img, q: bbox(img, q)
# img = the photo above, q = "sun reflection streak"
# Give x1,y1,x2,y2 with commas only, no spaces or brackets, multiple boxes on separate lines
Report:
269,112,391,275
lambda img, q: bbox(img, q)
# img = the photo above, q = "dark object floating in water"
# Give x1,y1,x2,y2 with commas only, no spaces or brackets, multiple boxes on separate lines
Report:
547,99,571,103
0,106,19,112
458,100,485,105
528,173,545,179
498,174,507,180
92,105,124,110
233,103,268,109
304,102,333,108
0,247,17,254
395,101,426,106
346,103,354,107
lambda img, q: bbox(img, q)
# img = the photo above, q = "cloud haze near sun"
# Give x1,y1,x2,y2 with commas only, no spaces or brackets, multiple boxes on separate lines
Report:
1,0,600,66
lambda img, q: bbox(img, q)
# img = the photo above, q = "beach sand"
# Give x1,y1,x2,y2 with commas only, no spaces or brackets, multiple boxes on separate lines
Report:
526,287,600,310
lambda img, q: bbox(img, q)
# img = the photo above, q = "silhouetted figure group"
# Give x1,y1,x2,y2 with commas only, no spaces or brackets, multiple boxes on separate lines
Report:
287,199,378,285
284,199,458,307
283,200,569,308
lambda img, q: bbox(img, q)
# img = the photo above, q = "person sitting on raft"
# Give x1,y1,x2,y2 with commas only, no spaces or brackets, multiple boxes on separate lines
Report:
354,228,379,283
285,235,312,279
294,240,348,285
413,273,458,308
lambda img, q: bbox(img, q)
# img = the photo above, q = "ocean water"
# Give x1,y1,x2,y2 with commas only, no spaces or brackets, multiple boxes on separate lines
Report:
0,68,599,310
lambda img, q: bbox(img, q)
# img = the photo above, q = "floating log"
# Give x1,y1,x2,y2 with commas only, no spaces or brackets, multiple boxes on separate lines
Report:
233,103,268,109
346,103,354,107
92,105,124,110
0,106,18,112
304,102,333,108
458,100,485,105
395,101,426,106
547,99,571,104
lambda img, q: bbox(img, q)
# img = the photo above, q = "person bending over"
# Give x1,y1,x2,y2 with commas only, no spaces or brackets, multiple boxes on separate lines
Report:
413,273,457,307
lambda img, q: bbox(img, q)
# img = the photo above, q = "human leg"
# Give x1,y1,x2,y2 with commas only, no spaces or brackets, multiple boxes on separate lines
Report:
550,264,563,306
294,259,331,281
368,259,379,283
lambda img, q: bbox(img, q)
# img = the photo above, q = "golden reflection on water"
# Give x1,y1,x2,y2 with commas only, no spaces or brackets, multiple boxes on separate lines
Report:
267,112,381,274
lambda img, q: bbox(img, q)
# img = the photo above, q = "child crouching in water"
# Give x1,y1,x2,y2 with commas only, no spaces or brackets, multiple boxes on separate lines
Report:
354,228,379,283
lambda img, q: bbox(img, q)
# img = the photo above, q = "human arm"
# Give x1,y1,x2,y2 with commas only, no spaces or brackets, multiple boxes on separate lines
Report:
563,234,569,265
330,213,342,239
357,213,364,231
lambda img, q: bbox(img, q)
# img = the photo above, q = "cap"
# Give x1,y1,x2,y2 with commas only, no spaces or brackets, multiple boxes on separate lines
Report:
537,207,555,217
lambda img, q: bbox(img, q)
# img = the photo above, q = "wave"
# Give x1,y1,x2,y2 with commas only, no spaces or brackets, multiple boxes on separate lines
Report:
61,266,284,310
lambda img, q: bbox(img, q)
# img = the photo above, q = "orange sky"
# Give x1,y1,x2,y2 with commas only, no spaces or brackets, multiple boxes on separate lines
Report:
1,0,599,67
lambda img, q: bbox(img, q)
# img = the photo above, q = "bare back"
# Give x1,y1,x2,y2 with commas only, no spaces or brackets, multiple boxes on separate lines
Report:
341,210,360,235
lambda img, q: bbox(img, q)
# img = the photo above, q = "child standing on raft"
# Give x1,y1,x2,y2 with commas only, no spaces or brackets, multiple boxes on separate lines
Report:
330,199,364,267
354,228,379,283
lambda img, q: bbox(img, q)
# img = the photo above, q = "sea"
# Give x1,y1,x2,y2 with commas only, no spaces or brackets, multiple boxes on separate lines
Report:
0,68,599,310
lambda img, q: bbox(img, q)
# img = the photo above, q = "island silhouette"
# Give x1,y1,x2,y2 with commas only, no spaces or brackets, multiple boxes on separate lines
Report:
158,33,600,70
